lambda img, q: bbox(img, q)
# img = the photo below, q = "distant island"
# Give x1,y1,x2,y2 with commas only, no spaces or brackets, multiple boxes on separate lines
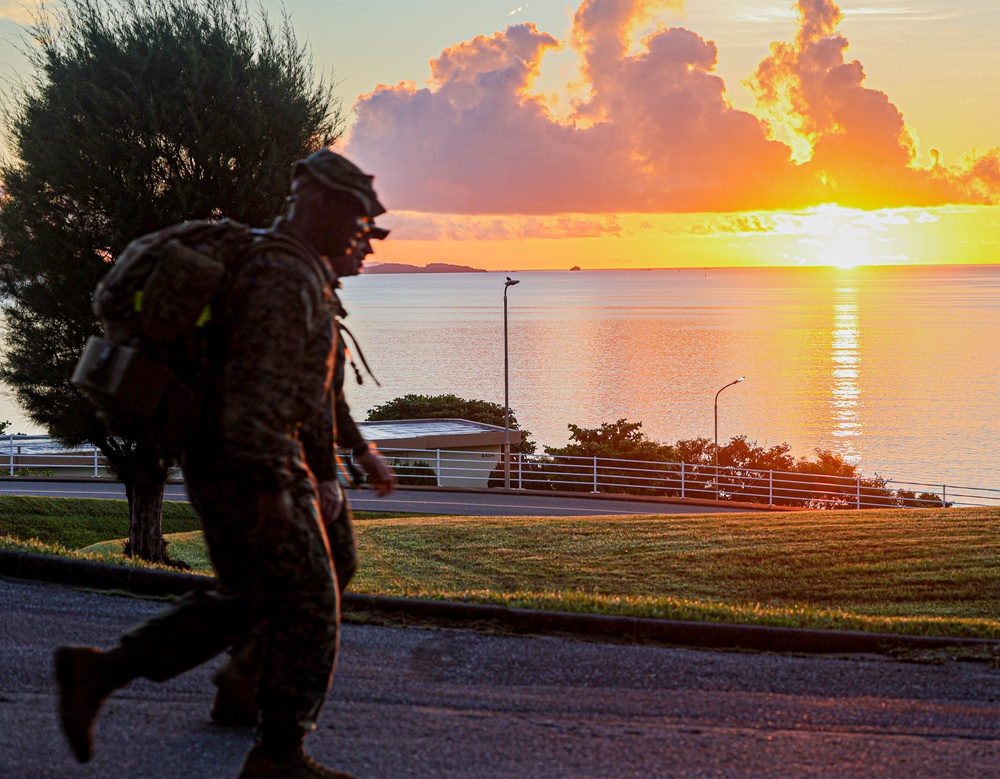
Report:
365,262,486,274
570,265,581,271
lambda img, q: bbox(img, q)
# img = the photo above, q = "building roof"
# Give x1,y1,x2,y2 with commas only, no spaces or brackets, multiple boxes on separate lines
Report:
357,418,522,450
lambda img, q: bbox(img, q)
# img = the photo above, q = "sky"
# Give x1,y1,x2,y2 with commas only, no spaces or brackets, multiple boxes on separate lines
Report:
2,0,1000,270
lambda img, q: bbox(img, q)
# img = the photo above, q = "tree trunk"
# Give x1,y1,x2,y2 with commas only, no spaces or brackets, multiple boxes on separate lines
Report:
97,438,171,563
129,477,167,562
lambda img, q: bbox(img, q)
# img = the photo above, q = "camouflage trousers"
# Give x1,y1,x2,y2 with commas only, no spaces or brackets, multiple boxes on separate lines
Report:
218,492,357,703
325,487,359,593
119,472,339,733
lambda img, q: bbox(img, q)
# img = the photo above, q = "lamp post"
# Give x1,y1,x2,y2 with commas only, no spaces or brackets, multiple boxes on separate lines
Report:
714,376,745,499
503,277,520,489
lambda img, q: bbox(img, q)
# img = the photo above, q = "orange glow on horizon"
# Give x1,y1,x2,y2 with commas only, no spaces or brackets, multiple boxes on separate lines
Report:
371,204,998,272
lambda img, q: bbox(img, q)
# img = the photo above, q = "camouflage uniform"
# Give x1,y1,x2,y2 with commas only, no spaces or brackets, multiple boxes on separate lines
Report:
119,222,342,734
209,288,367,725
297,291,366,590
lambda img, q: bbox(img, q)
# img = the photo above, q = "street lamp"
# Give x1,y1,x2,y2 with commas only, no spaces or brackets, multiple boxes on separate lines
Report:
714,376,745,499
503,277,520,489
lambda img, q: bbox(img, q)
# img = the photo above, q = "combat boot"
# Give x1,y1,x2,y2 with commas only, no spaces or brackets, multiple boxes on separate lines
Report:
238,745,356,778
55,645,134,763
210,661,259,727
210,638,262,727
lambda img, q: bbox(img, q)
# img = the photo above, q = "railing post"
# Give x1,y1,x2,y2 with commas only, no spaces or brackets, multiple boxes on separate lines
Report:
680,462,685,499
769,469,773,505
942,485,947,508
856,476,861,510
517,453,522,490
8,434,13,476
593,456,598,493
94,445,99,478
435,448,441,487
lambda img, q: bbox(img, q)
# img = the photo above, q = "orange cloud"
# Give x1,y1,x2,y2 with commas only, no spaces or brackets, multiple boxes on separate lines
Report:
347,0,1000,218
381,212,624,240
747,0,997,209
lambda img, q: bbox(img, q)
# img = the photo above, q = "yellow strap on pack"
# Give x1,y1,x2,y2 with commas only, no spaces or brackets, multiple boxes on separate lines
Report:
134,290,210,326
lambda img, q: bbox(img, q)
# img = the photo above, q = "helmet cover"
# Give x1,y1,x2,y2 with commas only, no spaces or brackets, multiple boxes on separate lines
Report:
292,149,387,217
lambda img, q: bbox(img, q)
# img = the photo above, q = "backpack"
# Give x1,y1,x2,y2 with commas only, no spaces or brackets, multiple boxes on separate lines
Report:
71,219,258,454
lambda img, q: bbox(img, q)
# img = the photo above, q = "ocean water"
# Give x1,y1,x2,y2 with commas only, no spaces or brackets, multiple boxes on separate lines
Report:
335,264,999,488
2,264,997,488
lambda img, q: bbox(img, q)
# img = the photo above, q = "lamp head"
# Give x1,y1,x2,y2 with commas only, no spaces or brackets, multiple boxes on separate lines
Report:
736,376,745,383
505,277,520,287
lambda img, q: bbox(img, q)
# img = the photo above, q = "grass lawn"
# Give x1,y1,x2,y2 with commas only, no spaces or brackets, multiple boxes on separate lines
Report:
348,510,1000,638
0,495,201,549
1,496,997,638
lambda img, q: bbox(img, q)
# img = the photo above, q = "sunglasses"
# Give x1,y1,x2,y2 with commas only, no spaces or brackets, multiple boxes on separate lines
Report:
355,216,390,241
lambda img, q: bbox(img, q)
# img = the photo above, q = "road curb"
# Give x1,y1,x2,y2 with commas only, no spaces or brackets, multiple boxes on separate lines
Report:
3,549,996,656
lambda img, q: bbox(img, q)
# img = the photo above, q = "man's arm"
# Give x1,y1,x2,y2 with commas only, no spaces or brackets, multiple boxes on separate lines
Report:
332,338,396,496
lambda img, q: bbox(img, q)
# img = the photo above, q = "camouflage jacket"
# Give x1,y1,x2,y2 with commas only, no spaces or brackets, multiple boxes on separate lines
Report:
297,289,367,483
215,221,339,492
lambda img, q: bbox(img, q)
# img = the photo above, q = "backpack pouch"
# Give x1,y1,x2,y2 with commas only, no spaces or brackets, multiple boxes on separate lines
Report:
140,240,227,341
71,336,173,419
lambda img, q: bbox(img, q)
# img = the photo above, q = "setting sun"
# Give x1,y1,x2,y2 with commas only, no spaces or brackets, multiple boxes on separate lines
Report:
818,234,870,269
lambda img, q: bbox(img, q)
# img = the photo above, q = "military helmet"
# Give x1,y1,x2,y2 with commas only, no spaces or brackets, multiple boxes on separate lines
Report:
291,148,386,217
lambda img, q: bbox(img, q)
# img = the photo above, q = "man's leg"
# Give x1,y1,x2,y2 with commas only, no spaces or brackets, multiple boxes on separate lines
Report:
236,476,353,778
55,584,258,761
212,494,357,727
55,474,263,762
55,476,338,769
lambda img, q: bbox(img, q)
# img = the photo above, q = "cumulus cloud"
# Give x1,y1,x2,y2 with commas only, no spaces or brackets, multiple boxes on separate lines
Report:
746,0,992,209
350,0,800,214
348,0,1000,218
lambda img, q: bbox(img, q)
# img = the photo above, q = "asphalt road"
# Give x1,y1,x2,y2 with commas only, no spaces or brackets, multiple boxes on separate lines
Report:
2,578,998,778
0,480,752,516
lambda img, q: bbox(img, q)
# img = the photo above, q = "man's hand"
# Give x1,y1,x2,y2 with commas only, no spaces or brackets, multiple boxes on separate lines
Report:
355,447,396,496
318,479,344,522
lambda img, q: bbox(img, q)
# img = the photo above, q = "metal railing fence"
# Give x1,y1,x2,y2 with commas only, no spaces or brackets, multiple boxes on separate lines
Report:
2,436,997,509
2,435,107,478
373,446,999,509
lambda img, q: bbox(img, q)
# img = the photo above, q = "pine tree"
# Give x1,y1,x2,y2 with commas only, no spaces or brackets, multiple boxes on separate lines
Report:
0,0,342,561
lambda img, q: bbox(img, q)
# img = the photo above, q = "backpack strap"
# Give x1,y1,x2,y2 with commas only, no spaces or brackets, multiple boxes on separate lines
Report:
337,320,380,387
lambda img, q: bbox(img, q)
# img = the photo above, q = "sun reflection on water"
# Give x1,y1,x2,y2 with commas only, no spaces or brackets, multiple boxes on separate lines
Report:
830,284,860,463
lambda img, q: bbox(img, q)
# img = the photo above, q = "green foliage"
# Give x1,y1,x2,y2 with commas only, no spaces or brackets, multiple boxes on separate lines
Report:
537,418,942,507
538,419,677,493
545,419,676,461
367,393,536,454
0,0,341,560
0,0,342,447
